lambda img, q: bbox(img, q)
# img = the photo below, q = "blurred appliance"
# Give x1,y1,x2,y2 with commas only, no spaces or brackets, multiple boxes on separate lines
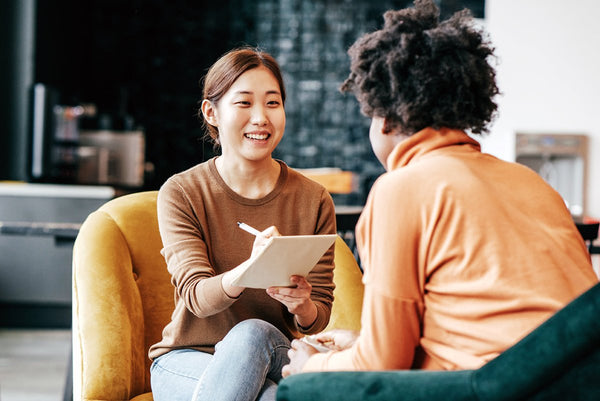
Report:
29,83,94,183
516,133,588,218
28,83,146,188
78,130,145,188
29,83,67,182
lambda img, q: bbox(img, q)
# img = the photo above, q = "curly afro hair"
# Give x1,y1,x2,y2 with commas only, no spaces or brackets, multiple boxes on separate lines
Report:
341,0,499,135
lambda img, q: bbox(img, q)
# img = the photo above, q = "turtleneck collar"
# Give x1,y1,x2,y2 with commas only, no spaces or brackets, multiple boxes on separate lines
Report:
386,127,482,171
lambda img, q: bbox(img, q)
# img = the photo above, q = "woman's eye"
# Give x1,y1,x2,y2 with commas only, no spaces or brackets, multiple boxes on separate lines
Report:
235,101,251,106
267,100,281,106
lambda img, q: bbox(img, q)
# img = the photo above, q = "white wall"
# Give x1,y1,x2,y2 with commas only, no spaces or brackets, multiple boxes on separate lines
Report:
482,0,600,218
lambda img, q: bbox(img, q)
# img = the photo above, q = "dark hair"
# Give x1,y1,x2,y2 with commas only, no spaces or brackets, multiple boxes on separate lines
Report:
199,47,286,144
341,0,499,135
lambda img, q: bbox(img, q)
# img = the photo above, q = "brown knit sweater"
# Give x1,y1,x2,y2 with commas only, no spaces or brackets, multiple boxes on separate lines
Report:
148,158,336,360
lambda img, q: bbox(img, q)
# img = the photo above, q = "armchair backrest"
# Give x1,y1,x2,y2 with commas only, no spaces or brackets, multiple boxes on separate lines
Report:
327,237,364,332
73,191,173,400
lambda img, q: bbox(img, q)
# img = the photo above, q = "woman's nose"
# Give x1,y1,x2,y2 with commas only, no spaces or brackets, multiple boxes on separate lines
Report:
250,105,268,125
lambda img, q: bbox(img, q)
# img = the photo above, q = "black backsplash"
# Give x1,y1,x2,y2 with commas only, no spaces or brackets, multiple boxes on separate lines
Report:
34,0,483,204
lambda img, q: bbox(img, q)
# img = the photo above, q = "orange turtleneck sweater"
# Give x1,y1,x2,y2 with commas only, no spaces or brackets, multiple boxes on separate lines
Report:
303,128,597,372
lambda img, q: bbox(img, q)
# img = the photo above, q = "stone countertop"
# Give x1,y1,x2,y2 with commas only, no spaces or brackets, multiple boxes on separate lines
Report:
0,221,81,239
0,182,115,199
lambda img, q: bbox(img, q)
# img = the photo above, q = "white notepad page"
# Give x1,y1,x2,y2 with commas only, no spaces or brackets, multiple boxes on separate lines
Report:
229,234,337,289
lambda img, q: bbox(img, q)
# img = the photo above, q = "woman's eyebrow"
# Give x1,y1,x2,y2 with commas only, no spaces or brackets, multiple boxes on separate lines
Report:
233,90,281,96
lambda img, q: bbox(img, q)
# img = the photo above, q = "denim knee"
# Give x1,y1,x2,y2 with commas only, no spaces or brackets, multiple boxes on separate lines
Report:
217,319,290,382
216,319,290,358
228,319,284,340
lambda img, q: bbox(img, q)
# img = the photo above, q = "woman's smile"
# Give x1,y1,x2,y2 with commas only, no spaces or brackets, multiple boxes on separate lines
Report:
244,130,271,141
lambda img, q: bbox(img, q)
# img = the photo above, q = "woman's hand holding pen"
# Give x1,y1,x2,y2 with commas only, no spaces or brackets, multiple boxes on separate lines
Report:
250,225,280,258
222,225,283,298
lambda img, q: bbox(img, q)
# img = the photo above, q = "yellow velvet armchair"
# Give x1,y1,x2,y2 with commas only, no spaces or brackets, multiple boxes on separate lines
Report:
72,190,363,401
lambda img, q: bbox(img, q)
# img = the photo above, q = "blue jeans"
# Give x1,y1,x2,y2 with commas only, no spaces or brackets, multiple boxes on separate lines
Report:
150,319,291,401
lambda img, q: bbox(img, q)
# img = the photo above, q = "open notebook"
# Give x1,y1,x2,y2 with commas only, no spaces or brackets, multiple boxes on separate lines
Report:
229,234,337,289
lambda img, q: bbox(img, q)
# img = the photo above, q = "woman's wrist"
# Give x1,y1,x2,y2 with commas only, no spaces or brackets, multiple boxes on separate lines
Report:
221,270,244,298
295,301,318,329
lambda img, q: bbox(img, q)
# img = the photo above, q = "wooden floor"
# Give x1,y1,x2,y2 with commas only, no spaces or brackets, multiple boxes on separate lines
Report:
0,329,71,401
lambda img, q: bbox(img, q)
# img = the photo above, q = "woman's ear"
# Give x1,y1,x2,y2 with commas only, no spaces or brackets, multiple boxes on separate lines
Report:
382,118,393,135
382,118,408,137
201,99,218,127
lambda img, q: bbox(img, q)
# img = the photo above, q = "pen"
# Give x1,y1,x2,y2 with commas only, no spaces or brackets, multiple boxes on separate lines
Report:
237,221,261,236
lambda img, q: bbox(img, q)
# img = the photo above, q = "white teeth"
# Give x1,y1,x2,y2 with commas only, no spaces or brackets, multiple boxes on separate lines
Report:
245,133,269,140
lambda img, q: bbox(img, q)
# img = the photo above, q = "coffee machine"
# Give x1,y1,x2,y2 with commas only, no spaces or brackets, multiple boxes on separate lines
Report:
77,129,145,187
28,83,146,188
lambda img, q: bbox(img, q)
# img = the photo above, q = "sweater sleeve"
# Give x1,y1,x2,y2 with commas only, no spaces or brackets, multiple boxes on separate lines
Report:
157,179,237,318
303,177,424,370
302,291,422,371
296,187,337,334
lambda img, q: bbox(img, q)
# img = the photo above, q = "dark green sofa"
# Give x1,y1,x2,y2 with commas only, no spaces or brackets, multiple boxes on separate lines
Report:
277,282,600,401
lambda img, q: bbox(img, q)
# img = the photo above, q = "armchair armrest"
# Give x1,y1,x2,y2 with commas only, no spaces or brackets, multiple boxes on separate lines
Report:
277,370,474,401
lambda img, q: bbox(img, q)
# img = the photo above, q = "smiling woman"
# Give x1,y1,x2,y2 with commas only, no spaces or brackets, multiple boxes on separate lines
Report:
199,49,287,199
201,65,286,190
200,48,286,146
147,47,337,401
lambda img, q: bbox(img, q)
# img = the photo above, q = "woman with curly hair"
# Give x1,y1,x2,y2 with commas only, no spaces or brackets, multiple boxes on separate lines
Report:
283,0,597,375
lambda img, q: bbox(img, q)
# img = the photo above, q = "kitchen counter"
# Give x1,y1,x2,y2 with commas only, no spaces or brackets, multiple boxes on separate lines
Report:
0,221,80,239
0,182,114,328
